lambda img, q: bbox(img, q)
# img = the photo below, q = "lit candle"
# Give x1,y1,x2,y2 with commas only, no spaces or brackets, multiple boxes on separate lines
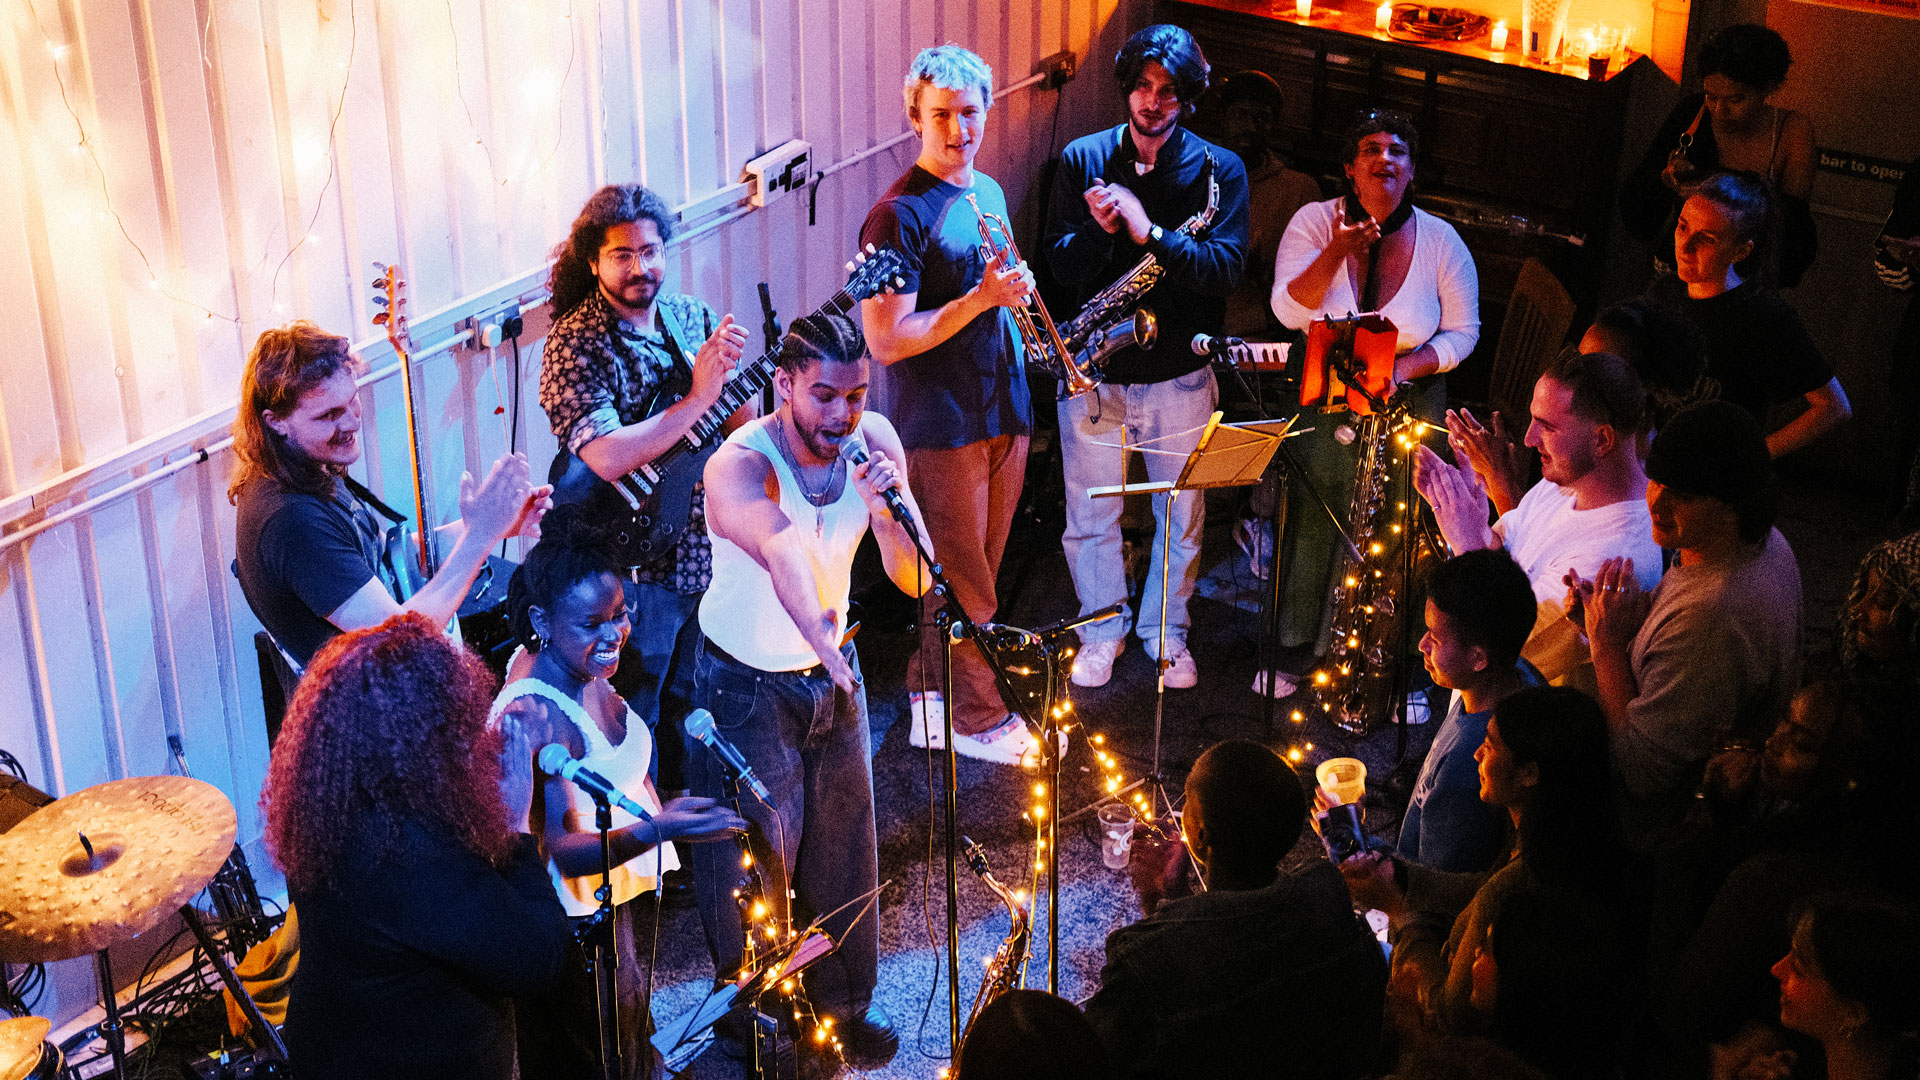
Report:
1377,2,1392,29
1490,20,1509,49
1296,0,1312,17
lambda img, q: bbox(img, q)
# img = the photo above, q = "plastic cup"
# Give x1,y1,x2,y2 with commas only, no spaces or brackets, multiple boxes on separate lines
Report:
1316,757,1368,807
1097,802,1135,870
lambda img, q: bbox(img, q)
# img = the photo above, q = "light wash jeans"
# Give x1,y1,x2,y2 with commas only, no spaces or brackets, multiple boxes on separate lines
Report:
1057,367,1218,655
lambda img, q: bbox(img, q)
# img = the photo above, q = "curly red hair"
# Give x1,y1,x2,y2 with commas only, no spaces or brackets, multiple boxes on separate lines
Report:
263,614,510,894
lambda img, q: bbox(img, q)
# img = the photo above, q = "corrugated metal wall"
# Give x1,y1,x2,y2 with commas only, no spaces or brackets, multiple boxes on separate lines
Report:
0,0,1145,1025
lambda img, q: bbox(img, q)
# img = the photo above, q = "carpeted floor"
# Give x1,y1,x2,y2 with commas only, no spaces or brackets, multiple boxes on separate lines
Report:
643,460,1892,1080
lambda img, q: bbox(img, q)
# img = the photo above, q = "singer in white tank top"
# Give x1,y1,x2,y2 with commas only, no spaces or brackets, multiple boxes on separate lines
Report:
690,317,931,1044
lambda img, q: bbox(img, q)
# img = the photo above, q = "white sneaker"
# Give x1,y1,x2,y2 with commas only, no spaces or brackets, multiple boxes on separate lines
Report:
1155,645,1198,689
1252,669,1300,698
908,691,946,749
1070,638,1125,688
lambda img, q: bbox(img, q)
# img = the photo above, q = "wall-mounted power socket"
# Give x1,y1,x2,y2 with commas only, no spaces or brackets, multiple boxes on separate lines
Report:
743,139,813,208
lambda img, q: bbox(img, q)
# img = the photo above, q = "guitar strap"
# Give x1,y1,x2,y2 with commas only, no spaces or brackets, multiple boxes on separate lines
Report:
341,475,413,601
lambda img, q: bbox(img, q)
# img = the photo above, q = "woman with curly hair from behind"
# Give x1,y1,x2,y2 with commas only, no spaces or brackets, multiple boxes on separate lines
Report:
264,613,570,1079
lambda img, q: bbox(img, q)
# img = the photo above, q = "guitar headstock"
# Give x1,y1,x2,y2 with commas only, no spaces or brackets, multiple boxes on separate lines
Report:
842,244,908,302
370,262,412,360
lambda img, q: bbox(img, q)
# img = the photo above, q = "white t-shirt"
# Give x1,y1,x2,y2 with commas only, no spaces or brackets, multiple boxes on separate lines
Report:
1270,199,1480,372
1494,480,1664,685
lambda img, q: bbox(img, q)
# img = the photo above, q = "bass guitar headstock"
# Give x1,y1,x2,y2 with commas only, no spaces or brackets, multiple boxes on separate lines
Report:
371,262,412,363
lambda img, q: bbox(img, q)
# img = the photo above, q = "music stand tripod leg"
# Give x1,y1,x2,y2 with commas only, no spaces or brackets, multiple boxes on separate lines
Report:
179,905,289,1062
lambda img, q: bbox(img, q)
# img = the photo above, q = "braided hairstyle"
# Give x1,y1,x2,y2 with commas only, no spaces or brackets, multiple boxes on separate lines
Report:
774,311,866,374
503,505,626,654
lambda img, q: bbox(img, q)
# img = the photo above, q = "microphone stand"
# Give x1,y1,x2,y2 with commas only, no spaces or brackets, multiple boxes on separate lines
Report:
585,795,621,1080
876,492,1087,1037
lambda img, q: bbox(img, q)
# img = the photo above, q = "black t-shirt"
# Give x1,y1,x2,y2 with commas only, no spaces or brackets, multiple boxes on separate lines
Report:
1649,277,1832,421
285,823,569,1079
857,166,1032,451
233,476,387,667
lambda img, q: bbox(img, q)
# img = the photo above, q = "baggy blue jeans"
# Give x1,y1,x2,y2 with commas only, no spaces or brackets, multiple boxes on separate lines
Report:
688,636,879,1018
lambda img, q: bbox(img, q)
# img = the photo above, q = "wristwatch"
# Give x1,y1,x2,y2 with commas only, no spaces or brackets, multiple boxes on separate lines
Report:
1148,223,1165,245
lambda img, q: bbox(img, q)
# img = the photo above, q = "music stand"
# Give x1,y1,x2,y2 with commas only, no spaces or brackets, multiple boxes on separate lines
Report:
1070,412,1298,820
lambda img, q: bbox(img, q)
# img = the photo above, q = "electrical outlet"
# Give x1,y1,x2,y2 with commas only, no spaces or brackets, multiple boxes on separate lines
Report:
467,302,523,348
743,139,812,209
1038,50,1076,90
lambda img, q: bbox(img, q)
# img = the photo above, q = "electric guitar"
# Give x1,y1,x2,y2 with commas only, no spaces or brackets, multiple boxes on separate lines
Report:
549,244,907,566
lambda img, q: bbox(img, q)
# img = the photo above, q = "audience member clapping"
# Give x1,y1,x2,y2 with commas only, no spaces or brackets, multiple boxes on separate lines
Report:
1421,351,1663,687
1088,740,1387,1080
1573,402,1801,848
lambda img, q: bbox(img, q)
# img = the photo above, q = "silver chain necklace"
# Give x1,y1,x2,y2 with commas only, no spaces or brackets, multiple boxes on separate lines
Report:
772,415,841,537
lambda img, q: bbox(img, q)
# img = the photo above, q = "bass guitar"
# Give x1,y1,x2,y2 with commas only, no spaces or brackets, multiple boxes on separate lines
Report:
549,244,907,566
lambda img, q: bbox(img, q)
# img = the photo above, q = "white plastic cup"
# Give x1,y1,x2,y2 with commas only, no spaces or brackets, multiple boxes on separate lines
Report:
1097,802,1136,870
1316,757,1369,807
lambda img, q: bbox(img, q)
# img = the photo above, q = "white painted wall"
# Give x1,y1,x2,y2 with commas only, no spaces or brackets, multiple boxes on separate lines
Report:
0,0,1146,1027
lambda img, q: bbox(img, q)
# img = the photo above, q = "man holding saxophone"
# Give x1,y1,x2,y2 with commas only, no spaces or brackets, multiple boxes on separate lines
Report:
1046,25,1250,690
858,45,1042,766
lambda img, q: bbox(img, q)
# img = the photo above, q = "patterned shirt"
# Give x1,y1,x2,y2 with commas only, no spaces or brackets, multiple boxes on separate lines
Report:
540,288,720,593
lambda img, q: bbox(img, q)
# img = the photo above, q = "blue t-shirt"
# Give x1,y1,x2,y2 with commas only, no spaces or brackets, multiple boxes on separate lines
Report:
857,166,1031,451
1398,665,1543,873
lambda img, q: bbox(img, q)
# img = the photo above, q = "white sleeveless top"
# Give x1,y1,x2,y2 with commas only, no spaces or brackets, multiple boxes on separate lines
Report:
699,415,872,671
488,677,677,917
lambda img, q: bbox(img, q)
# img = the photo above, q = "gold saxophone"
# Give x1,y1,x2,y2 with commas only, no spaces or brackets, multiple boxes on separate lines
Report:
960,837,1032,1039
1315,408,1438,735
1056,153,1223,382
967,194,1096,396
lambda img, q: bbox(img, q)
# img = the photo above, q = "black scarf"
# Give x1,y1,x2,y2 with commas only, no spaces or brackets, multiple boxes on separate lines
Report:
1343,192,1415,312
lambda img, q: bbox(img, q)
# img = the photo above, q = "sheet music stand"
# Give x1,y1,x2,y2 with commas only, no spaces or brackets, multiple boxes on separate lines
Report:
1079,411,1297,816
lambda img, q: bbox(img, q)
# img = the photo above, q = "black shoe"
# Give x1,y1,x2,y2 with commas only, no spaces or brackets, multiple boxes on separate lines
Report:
834,1005,899,1070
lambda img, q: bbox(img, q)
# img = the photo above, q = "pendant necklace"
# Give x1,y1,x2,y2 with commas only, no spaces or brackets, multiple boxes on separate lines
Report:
774,416,840,537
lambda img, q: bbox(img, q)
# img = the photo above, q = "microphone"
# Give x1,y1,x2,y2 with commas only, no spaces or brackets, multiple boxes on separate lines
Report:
684,709,773,801
838,434,915,528
537,744,653,821
1189,333,1246,356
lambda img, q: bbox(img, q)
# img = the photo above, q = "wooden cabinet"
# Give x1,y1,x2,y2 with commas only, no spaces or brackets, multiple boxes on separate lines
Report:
1162,0,1649,307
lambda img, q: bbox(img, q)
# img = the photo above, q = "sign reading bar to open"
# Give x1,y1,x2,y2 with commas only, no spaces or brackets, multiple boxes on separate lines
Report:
1816,149,1909,186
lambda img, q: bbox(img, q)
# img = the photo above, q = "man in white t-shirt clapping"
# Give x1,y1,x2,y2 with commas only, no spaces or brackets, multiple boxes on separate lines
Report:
1414,350,1663,686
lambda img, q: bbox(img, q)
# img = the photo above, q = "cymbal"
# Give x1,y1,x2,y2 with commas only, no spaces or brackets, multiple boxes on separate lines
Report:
0,776,236,964
0,1017,51,1080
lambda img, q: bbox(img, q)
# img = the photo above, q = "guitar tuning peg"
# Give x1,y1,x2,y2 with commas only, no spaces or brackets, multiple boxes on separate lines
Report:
371,261,387,272
865,243,876,254
372,312,390,325
371,294,389,307
844,261,854,273
893,276,905,287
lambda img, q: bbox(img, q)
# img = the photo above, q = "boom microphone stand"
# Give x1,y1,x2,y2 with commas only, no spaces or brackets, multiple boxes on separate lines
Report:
861,459,1099,1039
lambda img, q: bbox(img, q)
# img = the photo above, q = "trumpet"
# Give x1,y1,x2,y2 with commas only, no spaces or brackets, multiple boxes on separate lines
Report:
965,194,1102,397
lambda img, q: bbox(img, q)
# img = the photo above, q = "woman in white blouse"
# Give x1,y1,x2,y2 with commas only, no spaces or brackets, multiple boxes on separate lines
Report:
1272,110,1479,401
1258,110,1479,655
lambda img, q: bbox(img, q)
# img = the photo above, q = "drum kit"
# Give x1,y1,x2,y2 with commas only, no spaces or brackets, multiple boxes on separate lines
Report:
0,775,284,1077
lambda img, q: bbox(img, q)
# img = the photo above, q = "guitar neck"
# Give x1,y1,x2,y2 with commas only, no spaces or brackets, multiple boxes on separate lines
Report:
627,286,864,490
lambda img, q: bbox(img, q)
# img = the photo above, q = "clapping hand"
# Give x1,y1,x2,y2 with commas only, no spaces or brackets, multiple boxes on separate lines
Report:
460,452,555,544
1413,445,1495,553
1567,556,1651,651
1445,407,1527,514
